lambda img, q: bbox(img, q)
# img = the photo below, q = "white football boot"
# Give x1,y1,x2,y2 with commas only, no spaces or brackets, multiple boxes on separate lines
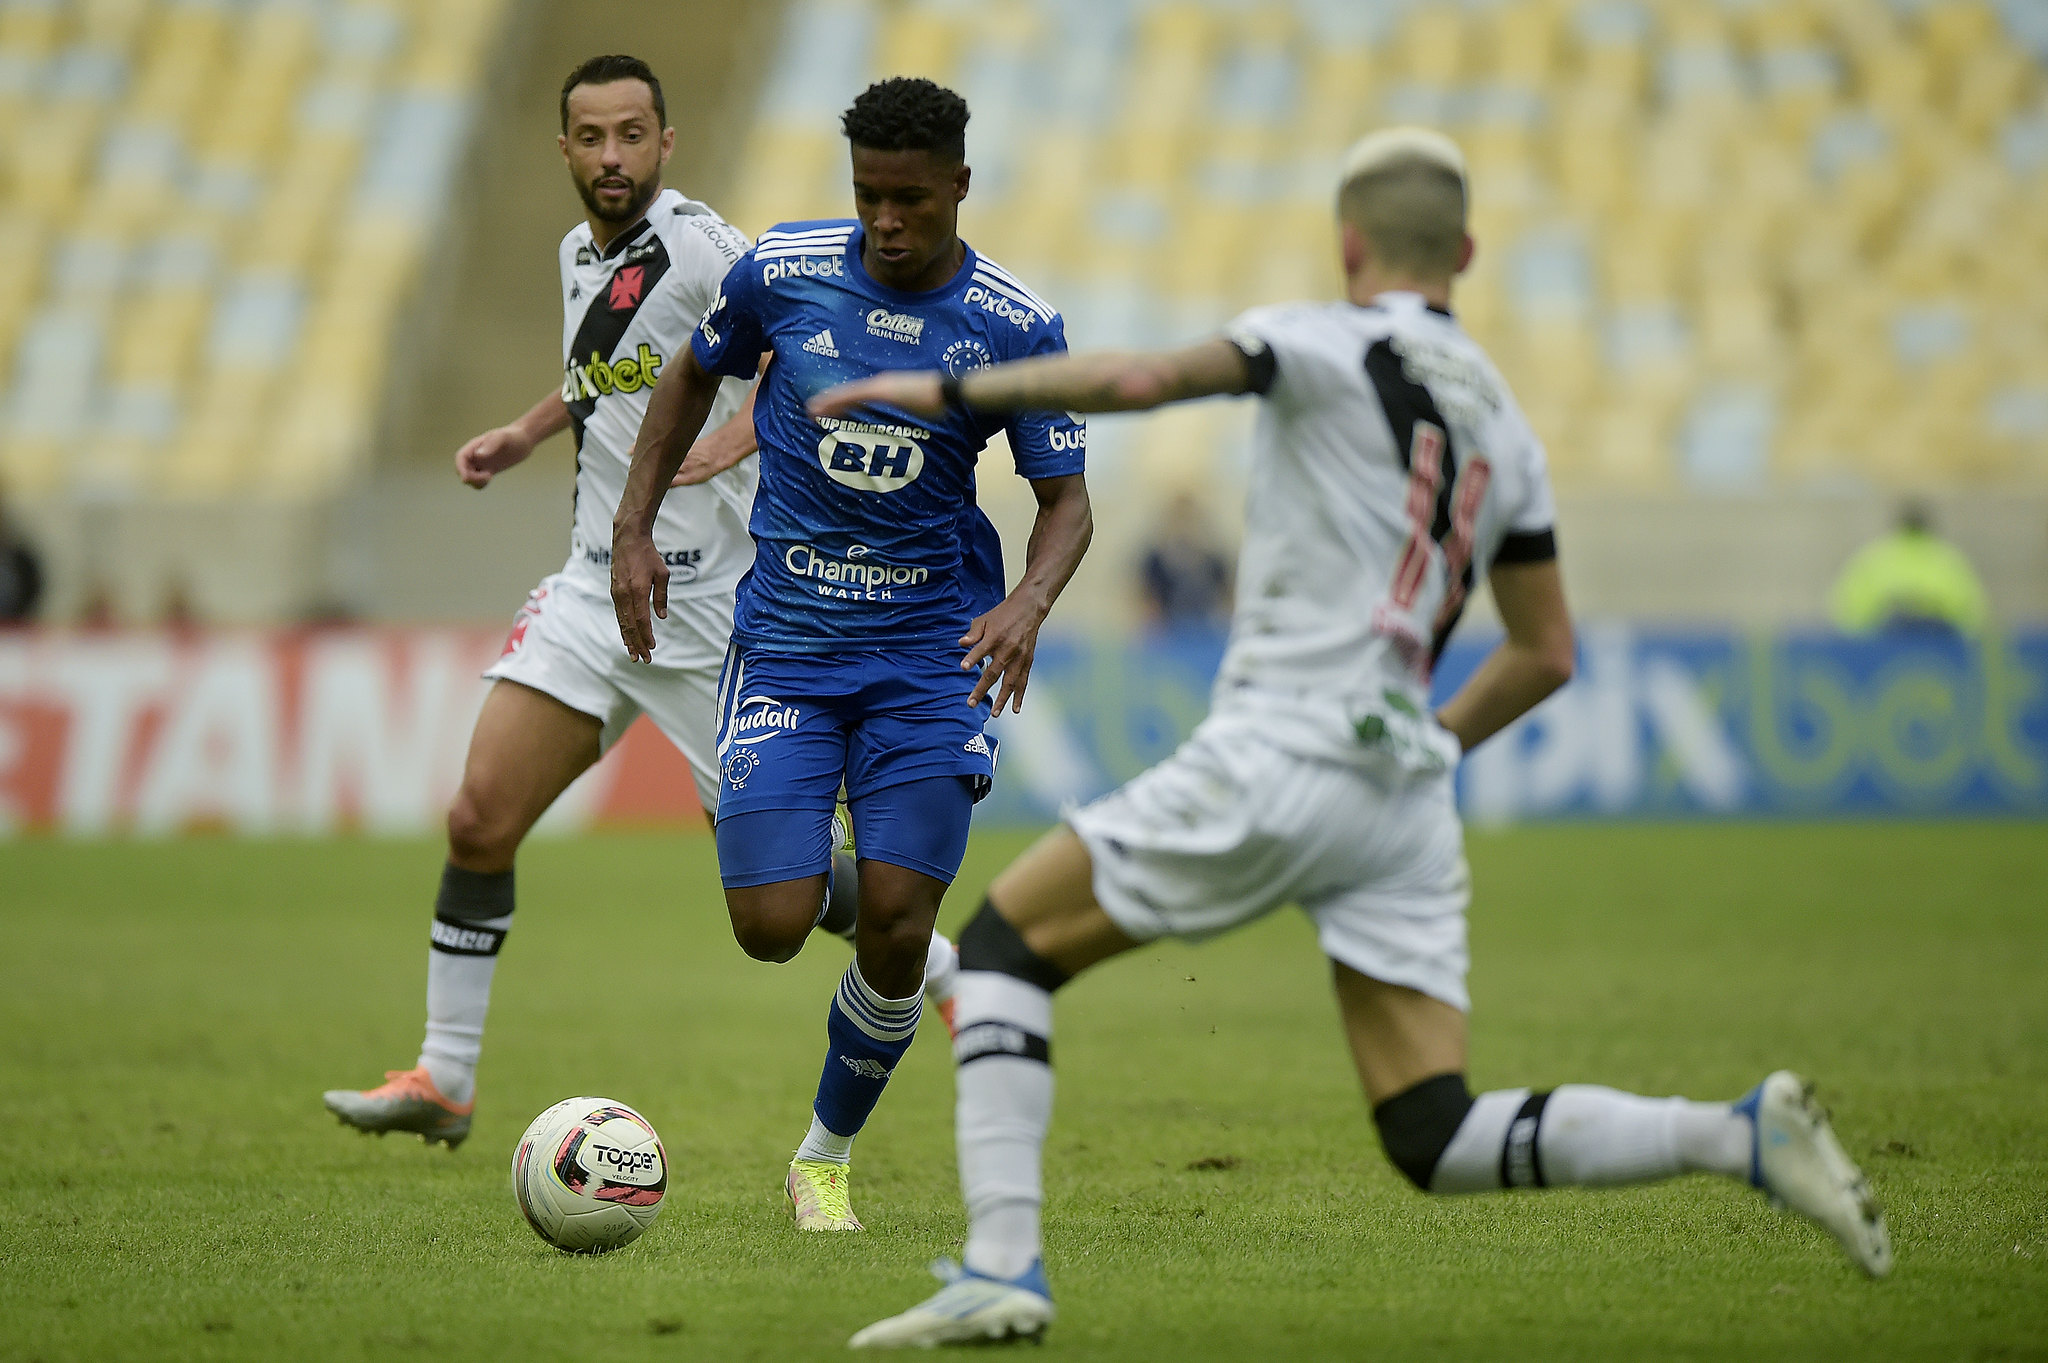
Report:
849,1258,1055,1349
1738,1070,1893,1278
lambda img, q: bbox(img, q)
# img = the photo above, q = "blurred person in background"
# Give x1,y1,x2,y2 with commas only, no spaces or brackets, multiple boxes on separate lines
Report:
1830,499,1989,637
0,486,40,624
1137,490,1233,630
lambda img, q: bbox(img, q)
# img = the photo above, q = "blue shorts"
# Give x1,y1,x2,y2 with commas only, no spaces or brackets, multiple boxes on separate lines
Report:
711,644,998,877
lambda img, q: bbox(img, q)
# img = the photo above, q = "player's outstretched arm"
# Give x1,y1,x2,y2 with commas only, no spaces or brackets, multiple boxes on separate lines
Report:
611,346,725,662
962,473,1092,714
671,368,762,488
1434,559,1576,753
807,338,1256,421
454,391,571,488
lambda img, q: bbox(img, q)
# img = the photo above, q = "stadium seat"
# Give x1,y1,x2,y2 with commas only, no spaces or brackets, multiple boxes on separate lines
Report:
0,0,506,508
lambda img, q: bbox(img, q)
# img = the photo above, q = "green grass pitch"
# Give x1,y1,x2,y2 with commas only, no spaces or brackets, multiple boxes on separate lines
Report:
2,824,2043,1361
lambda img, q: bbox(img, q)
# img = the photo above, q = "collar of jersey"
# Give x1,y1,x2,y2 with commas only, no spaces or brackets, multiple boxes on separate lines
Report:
1363,289,1455,319
591,189,678,261
844,225,980,305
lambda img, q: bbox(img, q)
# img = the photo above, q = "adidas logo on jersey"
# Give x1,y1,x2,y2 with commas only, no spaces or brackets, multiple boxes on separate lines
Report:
963,734,992,758
803,329,840,357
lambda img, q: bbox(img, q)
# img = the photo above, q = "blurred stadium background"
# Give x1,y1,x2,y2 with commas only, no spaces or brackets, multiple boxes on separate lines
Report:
0,0,2044,835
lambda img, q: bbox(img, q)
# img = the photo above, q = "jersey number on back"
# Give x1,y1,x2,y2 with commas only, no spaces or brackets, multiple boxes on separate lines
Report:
1366,339,1490,676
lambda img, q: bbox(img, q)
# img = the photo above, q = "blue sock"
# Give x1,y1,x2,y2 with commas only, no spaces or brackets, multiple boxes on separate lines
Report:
807,962,922,1146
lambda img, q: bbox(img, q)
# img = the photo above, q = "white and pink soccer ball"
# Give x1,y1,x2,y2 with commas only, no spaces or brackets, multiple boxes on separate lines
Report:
511,1097,667,1253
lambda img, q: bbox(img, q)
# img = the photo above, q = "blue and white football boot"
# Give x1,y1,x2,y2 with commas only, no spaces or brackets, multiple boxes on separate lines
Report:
1737,1070,1893,1277
848,1258,1055,1348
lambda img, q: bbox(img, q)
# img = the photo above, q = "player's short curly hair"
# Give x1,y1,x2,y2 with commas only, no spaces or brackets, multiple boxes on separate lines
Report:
841,77,970,161
560,54,667,133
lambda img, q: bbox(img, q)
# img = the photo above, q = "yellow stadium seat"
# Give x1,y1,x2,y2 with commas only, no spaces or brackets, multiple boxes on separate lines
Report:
0,213,47,369
1576,38,1649,104
0,3,63,55
126,2,231,129
0,435,65,497
76,0,150,48
1858,39,1932,116
1484,0,1562,87
872,6,965,89
404,0,502,90
6,112,100,220
107,287,211,391
1298,48,1377,154
1394,4,1467,86
1950,47,2036,143
1697,286,1785,376
1919,0,2000,79
160,370,276,497
728,126,840,236
1586,398,1676,487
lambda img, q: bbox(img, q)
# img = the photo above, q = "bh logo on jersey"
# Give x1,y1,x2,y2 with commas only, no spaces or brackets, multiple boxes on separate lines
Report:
815,418,927,493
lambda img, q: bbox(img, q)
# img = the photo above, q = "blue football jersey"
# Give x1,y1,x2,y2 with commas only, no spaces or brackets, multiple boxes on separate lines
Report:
691,219,1086,652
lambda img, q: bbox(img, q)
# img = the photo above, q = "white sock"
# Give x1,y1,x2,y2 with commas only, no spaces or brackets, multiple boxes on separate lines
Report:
1432,1085,1750,1191
418,938,503,1106
954,971,1055,1281
796,1115,854,1163
924,930,959,999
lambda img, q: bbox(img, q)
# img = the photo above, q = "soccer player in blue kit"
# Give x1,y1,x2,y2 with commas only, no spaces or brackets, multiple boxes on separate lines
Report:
609,78,1093,1231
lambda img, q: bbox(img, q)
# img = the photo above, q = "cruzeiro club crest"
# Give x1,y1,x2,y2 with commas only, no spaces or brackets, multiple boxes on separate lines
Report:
722,747,760,789
941,337,992,377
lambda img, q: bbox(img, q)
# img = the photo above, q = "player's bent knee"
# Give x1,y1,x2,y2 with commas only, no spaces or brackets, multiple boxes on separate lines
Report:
445,790,519,867
724,886,816,964
727,912,806,964
1372,1072,1474,1192
958,898,1071,993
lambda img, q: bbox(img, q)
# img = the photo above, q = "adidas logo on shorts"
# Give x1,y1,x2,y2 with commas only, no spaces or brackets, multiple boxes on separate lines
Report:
803,329,840,357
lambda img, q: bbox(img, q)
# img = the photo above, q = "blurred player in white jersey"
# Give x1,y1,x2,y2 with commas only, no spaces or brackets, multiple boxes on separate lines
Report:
815,128,1891,1347
323,56,955,1149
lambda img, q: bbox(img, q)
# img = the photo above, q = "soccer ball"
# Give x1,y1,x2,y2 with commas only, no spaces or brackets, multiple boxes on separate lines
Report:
511,1096,667,1253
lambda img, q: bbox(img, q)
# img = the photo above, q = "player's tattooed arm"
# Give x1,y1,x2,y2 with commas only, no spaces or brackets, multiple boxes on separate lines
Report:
454,390,571,488
1434,559,1575,752
806,339,1256,421
612,347,725,662
672,352,771,487
962,473,1092,714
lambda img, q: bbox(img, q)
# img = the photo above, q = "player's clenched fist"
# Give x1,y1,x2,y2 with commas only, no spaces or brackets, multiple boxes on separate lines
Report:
609,531,668,663
454,424,536,488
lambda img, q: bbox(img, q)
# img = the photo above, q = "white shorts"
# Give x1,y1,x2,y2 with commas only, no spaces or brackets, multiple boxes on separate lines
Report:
482,573,729,813
1067,714,1473,1011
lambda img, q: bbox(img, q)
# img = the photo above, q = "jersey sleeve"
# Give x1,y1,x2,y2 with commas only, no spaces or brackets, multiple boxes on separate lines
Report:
1496,410,1559,562
1000,313,1086,480
689,251,770,380
1224,303,1326,411
666,214,752,343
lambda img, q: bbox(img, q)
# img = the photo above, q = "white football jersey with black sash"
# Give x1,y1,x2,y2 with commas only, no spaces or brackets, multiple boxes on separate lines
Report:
556,188,758,626
1216,290,1558,773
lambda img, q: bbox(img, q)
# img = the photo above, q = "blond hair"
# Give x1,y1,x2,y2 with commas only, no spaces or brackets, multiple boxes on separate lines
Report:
1336,128,1468,277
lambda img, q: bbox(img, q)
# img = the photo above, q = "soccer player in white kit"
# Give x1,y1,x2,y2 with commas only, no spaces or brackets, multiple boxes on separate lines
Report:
323,56,954,1149
813,129,1892,1347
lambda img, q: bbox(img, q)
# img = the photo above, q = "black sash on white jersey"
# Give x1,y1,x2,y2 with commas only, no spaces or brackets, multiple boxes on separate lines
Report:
563,221,674,451
1365,338,1470,666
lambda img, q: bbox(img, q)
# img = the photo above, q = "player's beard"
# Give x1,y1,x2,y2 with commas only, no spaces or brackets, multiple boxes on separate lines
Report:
577,171,657,225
